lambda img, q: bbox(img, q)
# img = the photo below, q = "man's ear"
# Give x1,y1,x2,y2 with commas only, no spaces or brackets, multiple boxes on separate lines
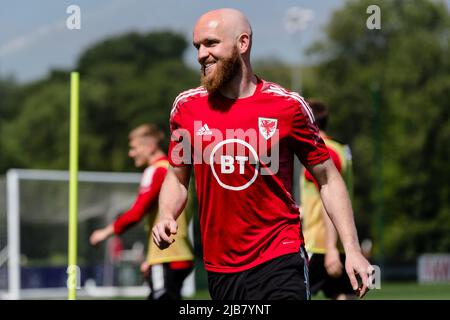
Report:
237,33,251,54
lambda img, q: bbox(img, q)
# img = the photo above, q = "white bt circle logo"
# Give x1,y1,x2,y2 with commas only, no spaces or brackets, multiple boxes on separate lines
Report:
209,139,259,191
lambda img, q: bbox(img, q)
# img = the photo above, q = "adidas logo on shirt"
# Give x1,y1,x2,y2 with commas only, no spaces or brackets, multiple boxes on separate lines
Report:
196,124,213,136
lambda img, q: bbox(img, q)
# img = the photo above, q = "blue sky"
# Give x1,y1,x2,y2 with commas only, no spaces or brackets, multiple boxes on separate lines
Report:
0,0,368,82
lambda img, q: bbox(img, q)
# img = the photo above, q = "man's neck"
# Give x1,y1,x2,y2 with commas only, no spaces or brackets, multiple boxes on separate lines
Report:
219,64,258,99
148,150,166,166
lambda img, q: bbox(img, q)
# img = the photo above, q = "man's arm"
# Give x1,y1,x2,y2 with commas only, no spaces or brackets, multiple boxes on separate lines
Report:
322,205,344,278
152,165,192,249
89,167,166,246
90,224,114,246
306,158,372,298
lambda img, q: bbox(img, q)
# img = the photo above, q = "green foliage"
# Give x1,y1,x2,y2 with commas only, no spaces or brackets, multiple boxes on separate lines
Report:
191,282,450,300
77,31,188,74
253,59,293,89
0,77,19,172
0,77,18,120
306,0,450,260
1,30,199,173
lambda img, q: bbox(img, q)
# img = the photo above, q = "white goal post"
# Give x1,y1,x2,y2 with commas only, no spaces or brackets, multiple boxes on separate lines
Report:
0,169,195,300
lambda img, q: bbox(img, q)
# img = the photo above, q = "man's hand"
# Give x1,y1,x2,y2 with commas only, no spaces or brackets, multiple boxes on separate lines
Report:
152,217,178,249
345,250,374,299
140,261,150,278
324,248,343,278
89,229,108,246
89,224,114,246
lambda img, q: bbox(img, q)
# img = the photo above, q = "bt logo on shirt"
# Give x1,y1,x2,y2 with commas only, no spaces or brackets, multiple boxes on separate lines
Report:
220,155,248,174
210,139,260,191
170,121,280,191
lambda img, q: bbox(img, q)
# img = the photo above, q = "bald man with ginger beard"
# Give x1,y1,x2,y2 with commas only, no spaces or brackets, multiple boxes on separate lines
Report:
152,8,373,300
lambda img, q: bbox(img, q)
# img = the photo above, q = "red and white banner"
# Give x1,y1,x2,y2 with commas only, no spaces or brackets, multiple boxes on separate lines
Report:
418,254,450,283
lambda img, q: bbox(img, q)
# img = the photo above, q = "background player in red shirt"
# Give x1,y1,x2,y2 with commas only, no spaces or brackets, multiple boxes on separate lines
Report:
90,124,194,300
152,8,372,300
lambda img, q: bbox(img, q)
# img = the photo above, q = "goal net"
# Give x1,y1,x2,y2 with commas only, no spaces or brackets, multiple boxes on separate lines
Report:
0,169,195,300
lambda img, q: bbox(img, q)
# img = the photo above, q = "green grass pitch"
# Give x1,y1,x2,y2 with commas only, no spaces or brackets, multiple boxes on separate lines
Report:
187,282,450,300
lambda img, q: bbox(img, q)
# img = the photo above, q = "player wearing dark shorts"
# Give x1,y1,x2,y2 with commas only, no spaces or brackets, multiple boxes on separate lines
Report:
208,247,310,300
90,124,194,300
152,8,372,300
308,253,354,298
146,260,194,300
164,76,328,301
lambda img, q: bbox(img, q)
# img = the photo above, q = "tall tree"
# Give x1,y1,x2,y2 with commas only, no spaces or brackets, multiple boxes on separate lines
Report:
306,0,450,260
0,77,19,172
1,31,198,173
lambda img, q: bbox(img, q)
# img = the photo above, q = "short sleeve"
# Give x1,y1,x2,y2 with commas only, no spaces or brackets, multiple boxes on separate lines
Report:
304,146,342,188
168,102,192,167
289,101,330,166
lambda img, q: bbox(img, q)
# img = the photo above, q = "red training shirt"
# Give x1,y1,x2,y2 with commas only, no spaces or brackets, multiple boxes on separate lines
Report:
169,79,330,273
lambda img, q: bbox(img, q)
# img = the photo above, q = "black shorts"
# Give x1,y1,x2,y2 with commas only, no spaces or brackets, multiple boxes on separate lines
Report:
207,248,310,300
147,262,193,300
308,253,355,298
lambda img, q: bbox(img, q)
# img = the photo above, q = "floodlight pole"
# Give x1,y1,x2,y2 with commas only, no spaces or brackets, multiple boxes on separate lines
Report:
284,7,314,203
284,6,314,94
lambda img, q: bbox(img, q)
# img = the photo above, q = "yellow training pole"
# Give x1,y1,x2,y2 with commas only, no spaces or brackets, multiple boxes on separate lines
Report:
68,72,79,300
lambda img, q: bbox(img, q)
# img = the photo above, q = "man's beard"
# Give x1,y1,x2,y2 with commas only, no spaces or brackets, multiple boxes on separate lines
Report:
200,48,241,94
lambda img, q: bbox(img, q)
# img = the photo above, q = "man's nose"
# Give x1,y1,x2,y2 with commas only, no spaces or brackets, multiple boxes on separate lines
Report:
198,45,209,64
